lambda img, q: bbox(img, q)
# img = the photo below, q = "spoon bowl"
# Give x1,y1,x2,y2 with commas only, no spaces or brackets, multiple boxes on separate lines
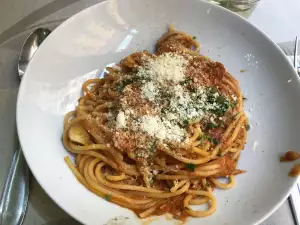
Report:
18,28,51,79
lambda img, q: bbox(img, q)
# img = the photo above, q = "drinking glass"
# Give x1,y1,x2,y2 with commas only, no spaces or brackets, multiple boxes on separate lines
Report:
208,0,260,13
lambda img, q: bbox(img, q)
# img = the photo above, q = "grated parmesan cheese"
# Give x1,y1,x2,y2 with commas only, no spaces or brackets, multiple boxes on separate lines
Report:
140,116,166,140
116,111,127,128
137,52,188,85
231,94,237,101
114,52,233,160
140,115,185,142
141,81,159,101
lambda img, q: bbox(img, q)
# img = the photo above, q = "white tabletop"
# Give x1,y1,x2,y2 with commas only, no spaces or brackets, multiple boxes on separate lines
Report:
0,0,298,224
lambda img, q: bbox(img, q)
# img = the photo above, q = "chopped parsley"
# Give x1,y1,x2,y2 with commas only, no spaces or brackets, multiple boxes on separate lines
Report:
245,124,250,131
107,118,115,128
149,141,157,152
115,77,135,92
206,182,210,187
240,69,247,73
232,112,240,120
156,84,233,137
181,119,189,128
217,150,222,157
205,122,218,131
207,88,232,116
192,36,197,40
105,194,111,201
115,76,151,92
197,135,207,144
179,77,192,86
150,177,156,184
212,138,220,145
160,90,172,100
205,135,220,145
209,87,218,94
232,101,238,108
185,163,196,172
206,135,213,143
115,83,124,93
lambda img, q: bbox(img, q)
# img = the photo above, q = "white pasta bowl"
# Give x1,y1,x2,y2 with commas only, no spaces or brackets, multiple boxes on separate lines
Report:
17,0,300,224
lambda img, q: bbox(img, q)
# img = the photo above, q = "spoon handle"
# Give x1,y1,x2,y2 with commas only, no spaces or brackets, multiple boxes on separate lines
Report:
0,146,29,225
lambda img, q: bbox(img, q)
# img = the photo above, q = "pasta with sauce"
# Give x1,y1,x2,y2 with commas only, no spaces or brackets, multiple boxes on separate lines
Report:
63,25,248,220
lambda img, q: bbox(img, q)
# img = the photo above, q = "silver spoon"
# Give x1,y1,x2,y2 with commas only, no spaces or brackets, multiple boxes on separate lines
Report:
18,28,51,78
0,28,51,225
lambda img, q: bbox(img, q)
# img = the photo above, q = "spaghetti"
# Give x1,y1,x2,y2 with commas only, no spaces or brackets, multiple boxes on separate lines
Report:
63,26,248,220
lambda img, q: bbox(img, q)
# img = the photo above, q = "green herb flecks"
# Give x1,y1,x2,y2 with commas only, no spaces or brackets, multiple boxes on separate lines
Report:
217,150,222,157
209,87,218,94
197,135,207,144
149,141,157,152
115,77,136,93
212,138,220,145
205,135,213,143
245,124,250,131
207,87,232,117
107,118,115,128
105,194,112,201
185,163,196,172
180,119,189,128
192,36,197,40
205,122,219,131
179,78,192,86
150,176,156,184
115,76,150,93
231,101,238,109
232,112,240,120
